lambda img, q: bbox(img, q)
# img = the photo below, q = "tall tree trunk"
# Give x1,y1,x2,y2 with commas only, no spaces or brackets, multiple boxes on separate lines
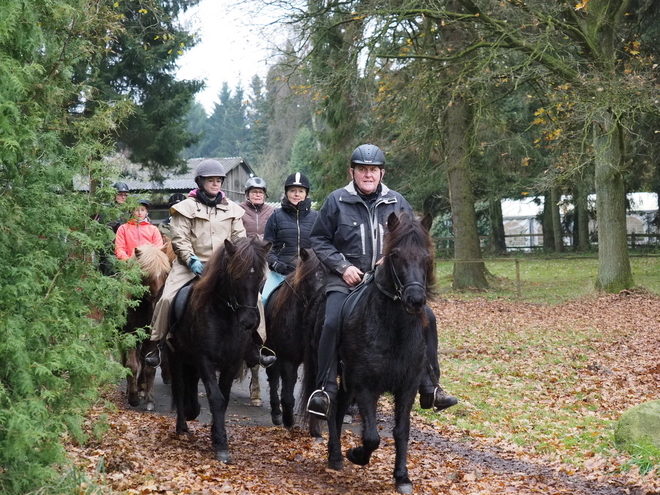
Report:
446,95,488,289
574,182,591,251
488,197,507,255
551,187,564,253
594,112,633,292
542,192,555,251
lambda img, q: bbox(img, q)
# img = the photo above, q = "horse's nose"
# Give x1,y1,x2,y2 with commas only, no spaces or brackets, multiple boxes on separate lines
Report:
238,310,259,332
403,286,426,314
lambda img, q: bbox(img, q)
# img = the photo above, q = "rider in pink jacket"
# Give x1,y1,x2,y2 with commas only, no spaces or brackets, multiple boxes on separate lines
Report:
114,199,163,261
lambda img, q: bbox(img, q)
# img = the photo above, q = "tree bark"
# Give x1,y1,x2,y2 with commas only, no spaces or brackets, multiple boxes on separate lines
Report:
574,182,591,251
488,197,507,255
542,192,555,251
446,95,488,289
551,187,564,253
594,111,633,292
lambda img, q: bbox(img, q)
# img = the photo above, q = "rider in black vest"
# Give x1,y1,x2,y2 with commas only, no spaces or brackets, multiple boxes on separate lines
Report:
306,144,458,419
263,173,318,276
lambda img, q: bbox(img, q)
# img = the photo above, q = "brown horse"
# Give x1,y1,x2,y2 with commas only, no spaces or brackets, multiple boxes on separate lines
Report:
122,243,171,410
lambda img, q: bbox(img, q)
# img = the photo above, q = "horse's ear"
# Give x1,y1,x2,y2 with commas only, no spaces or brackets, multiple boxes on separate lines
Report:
387,212,399,231
300,247,309,262
224,239,236,256
420,213,433,232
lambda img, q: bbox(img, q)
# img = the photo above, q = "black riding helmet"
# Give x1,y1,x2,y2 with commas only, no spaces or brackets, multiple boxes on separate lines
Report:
350,144,385,168
284,172,310,192
168,193,187,208
137,199,151,209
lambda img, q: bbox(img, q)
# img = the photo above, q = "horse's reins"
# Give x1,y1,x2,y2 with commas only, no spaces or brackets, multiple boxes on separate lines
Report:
284,277,309,307
375,259,426,301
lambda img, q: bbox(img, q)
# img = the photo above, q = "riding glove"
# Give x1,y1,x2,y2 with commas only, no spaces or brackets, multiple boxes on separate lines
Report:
188,255,204,275
271,261,295,275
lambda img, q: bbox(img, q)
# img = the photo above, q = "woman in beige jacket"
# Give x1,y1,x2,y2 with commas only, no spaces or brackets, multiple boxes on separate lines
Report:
145,159,246,365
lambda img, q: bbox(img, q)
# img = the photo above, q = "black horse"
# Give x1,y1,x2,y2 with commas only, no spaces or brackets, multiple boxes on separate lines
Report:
303,211,436,494
167,237,271,463
264,248,326,436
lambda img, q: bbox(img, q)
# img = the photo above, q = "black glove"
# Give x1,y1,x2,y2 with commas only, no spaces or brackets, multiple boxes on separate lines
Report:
272,261,295,275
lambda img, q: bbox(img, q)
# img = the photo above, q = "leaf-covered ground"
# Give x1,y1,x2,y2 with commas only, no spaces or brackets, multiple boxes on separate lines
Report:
67,292,660,494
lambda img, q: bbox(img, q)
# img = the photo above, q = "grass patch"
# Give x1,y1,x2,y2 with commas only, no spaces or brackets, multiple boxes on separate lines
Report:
435,255,660,303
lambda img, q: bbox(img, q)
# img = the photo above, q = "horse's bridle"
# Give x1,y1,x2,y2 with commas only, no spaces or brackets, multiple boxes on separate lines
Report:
223,277,260,314
376,258,426,301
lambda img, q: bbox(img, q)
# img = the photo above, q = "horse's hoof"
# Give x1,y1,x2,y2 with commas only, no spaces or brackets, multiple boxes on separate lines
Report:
216,450,232,464
271,413,283,426
314,435,324,443
328,458,343,471
346,447,370,466
128,395,140,407
162,376,171,385
146,401,155,412
396,482,413,494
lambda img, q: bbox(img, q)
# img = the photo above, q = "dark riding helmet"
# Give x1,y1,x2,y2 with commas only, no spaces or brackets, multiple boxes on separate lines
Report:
284,172,310,192
167,193,187,208
245,176,268,197
194,159,226,187
350,144,385,168
137,198,151,208
113,181,130,193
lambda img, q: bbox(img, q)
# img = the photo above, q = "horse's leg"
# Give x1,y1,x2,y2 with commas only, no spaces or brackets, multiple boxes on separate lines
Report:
160,349,171,385
280,361,298,428
326,389,350,471
168,350,190,436
346,390,381,467
266,362,283,425
199,360,232,463
125,348,140,407
142,356,157,411
391,389,417,495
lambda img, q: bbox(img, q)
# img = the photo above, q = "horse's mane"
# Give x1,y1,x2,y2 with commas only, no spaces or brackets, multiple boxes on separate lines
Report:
191,238,268,314
272,248,323,317
135,244,171,281
383,212,437,292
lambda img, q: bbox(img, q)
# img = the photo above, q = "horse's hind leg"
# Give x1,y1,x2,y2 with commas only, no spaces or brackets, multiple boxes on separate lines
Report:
391,390,417,495
266,362,282,425
125,349,140,407
280,361,298,428
142,359,157,411
346,391,380,467
168,350,190,436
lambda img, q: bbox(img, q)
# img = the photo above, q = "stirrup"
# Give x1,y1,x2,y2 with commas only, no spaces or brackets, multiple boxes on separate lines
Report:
259,345,277,368
306,389,331,418
431,386,458,413
144,346,161,368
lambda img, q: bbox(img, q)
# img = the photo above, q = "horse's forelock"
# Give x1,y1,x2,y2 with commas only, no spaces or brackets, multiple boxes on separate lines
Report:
135,245,171,279
384,212,436,291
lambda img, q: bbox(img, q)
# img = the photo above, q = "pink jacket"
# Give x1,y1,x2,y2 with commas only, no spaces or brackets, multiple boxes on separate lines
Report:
114,219,163,261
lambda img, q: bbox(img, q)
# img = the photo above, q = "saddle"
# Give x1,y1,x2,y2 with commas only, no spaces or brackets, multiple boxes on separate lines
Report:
170,280,194,327
339,271,374,327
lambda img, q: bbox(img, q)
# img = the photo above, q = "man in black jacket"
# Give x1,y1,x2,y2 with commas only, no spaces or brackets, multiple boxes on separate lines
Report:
307,144,458,419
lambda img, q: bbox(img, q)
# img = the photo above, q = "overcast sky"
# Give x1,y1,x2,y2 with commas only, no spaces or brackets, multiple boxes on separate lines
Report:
175,0,284,114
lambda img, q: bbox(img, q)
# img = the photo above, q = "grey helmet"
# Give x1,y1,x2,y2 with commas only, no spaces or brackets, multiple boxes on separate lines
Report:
284,172,310,192
113,181,130,193
350,144,385,168
245,176,268,197
194,159,226,186
137,198,151,208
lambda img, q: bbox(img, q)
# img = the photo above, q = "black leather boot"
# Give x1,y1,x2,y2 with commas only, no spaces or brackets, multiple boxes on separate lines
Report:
420,387,458,412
